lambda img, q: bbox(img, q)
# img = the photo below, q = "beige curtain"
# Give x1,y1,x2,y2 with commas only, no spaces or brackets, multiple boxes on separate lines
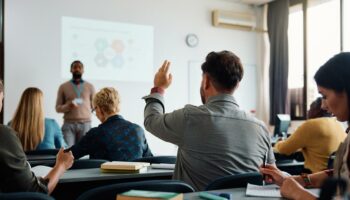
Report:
255,4,271,129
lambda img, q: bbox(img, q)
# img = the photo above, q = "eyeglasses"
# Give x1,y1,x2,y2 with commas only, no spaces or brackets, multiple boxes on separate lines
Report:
91,107,96,114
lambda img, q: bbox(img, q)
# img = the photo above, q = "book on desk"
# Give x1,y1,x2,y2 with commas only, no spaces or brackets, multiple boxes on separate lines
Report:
117,190,183,200
101,161,150,173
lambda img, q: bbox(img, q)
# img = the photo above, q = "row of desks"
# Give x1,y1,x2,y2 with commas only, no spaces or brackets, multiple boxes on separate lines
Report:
53,168,286,200
53,167,173,200
28,154,303,199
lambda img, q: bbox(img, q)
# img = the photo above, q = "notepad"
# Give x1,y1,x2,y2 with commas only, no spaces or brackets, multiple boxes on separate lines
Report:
101,161,150,170
246,183,320,198
31,165,52,177
116,190,183,200
100,161,150,173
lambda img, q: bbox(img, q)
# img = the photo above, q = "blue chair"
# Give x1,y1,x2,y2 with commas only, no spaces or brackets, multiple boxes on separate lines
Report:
132,156,176,164
205,172,263,190
76,180,195,200
70,159,109,169
0,192,54,200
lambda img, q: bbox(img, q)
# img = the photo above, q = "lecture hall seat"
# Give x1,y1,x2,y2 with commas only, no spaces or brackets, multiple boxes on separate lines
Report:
76,180,195,200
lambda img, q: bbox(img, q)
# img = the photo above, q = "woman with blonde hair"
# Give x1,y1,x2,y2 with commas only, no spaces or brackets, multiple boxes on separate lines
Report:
70,87,152,161
11,87,66,151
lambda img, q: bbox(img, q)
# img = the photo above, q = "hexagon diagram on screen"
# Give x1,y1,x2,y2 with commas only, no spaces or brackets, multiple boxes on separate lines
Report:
62,16,154,82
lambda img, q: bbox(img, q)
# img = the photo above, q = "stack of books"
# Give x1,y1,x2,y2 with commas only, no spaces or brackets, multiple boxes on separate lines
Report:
100,161,150,173
117,190,183,200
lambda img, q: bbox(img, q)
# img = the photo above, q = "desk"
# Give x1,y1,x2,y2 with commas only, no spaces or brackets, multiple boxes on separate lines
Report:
27,155,57,167
184,188,283,200
52,167,173,200
27,154,56,161
276,160,305,175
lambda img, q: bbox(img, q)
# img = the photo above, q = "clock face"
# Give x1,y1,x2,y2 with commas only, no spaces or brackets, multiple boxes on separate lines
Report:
186,34,199,47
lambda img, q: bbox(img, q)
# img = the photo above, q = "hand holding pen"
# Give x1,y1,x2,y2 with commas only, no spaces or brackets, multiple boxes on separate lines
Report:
262,151,267,185
259,163,287,186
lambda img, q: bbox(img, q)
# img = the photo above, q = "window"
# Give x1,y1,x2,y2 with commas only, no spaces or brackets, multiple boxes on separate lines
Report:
307,0,340,108
288,3,305,119
288,0,342,120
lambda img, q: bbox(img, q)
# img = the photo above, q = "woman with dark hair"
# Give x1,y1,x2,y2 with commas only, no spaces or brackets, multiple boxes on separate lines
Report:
260,52,350,200
274,97,346,173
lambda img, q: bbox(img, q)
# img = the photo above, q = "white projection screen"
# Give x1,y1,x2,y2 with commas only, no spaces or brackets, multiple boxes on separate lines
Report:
61,17,154,81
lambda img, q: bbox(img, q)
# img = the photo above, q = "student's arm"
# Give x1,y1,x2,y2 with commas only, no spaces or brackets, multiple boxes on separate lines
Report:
144,98,186,145
1,126,49,193
260,164,329,188
274,122,310,155
44,148,74,194
280,178,317,200
143,60,185,145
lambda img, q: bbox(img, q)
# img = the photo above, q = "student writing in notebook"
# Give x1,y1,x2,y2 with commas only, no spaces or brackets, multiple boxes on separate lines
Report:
260,52,350,200
0,80,74,194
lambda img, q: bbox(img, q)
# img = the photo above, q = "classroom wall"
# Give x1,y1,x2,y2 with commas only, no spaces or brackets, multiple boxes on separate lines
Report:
4,0,259,155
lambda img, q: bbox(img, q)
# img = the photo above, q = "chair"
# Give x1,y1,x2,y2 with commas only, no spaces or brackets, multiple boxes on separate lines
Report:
327,152,336,169
0,192,54,200
25,149,59,156
70,159,109,169
76,180,195,200
205,172,263,190
132,156,176,164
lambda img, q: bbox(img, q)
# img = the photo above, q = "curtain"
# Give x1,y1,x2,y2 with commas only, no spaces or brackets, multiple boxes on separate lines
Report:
267,0,290,125
255,4,270,127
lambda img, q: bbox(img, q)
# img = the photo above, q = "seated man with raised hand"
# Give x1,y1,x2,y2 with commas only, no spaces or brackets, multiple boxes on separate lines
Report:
274,97,346,173
143,50,275,191
70,87,152,161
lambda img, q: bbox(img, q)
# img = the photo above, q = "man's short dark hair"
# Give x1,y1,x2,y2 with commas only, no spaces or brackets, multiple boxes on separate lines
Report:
70,60,83,69
201,50,243,91
0,79,3,93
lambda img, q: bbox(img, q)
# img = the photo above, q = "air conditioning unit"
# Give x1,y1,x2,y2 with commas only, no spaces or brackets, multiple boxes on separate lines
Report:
212,10,257,31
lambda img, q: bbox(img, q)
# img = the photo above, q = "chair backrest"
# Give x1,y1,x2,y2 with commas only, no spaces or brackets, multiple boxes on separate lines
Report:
327,152,336,169
0,192,54,200
205,172,263,191
132,156,176,164
70,159,109,169
76,180,195,200
25,149,59,156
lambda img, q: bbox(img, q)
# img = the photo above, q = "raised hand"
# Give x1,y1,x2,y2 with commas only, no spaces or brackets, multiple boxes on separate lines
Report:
154,60,173,90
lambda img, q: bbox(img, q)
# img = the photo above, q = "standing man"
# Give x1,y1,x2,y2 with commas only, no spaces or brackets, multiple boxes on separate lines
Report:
143,51,275,191
56,60,95,147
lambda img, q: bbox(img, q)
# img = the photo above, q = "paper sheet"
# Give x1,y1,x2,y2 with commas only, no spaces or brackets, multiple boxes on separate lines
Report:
31,165,52,177
246,183,320,198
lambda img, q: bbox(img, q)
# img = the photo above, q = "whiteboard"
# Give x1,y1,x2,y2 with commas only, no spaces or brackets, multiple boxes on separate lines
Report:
188,61,257,112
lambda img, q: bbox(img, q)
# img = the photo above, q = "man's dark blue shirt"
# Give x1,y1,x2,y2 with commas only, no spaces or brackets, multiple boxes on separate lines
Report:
71,115,152,161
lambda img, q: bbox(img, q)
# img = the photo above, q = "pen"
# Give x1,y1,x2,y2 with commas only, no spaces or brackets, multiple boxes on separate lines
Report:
262,151,268,185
